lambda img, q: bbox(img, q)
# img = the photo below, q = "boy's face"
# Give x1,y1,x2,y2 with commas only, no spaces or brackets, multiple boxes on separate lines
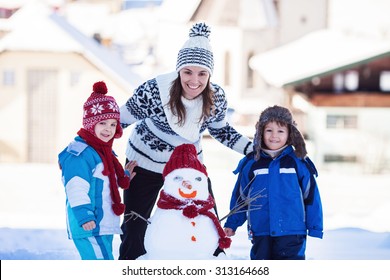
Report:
262,121,289,151
94,119,118,142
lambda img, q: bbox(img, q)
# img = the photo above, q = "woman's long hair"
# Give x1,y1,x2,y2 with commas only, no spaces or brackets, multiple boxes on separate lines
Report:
168,75,214,126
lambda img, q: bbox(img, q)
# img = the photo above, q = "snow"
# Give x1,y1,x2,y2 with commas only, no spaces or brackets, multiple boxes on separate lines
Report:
1,140,390,263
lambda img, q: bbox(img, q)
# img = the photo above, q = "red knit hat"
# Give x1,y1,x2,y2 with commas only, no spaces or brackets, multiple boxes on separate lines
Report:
83,81,123,138
162,144,207,179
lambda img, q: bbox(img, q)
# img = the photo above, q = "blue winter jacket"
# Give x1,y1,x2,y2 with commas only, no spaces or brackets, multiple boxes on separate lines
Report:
58,136,122,240
224,146,323,239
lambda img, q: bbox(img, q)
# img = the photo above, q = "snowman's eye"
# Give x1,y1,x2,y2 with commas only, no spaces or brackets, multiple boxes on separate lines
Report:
173,176,183,181
195,177,202,182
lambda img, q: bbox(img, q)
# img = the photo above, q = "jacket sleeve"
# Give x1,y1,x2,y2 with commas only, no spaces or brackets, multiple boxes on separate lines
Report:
61,151,96,227
119,79,156,129
298,157,323,238
207,86,253,155
224,155,254,231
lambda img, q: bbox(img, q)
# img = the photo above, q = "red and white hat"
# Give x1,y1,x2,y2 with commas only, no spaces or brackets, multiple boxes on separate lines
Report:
162,144,207,179
83,81,122,138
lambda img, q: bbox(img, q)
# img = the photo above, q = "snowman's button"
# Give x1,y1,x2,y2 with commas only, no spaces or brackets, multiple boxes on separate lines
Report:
191,236,196,242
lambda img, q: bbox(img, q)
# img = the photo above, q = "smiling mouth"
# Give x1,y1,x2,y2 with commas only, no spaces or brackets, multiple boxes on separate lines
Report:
178,188,197,199
187,84,199,89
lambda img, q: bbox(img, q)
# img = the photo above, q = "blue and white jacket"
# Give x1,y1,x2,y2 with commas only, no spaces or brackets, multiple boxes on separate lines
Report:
120,71,253,174
58,136,122,240
224,146,323,239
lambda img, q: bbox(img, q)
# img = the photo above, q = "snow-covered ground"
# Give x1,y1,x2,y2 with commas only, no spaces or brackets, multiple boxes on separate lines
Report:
1,140,390,261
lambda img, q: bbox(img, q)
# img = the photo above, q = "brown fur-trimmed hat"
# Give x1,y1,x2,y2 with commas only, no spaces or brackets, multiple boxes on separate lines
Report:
253,105,307,160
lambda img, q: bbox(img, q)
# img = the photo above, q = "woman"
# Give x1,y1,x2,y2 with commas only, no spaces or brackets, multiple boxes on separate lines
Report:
119,22,253,260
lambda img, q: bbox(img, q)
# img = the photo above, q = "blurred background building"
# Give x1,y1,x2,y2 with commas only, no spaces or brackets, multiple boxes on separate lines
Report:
1,0,389,174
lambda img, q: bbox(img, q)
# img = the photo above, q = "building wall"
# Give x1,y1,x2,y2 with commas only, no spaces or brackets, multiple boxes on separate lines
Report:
277,0,328,44
307,106,390,173
328,0,390,39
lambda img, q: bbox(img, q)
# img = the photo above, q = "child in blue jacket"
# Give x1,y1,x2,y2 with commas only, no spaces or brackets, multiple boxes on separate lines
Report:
224,105,323,260
58,81,136,260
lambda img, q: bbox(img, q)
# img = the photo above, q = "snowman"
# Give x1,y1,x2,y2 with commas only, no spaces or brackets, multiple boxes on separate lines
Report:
138,144,231,260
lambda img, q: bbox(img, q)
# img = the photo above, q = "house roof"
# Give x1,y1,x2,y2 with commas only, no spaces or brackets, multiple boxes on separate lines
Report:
249,29,390,87
0,0,28,9
0,1,142,89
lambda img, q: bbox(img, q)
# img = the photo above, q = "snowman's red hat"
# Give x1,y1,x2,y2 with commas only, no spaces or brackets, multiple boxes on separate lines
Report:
163,144,207,179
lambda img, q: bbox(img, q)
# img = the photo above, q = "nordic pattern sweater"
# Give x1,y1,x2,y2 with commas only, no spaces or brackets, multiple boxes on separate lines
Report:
120,71,253,174
58,137,122,239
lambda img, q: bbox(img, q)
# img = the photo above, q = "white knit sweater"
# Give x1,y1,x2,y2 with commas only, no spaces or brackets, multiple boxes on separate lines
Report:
120,71,253,174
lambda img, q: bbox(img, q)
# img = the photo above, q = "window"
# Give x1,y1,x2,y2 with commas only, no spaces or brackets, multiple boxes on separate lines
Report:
224,51,231,86
3,70,15,86
324,154,357,163
332,71,359,92
70,71,81,87
326,114,358,129
27,69,58,163
247,52,255,88
344,71,359,91
380,71,390,92
333,73,344,93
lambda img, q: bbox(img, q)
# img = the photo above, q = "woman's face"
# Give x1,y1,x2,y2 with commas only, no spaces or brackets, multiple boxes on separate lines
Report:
179,66,210,100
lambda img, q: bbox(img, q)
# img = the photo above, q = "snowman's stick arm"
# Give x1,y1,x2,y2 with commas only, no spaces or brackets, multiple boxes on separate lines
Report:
124,211,151,224
218,189,264,222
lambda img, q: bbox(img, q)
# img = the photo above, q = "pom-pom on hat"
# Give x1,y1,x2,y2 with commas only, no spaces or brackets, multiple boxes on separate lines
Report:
82,81,122,138
254,105,307,160
163,144,208,179
176,22,214,75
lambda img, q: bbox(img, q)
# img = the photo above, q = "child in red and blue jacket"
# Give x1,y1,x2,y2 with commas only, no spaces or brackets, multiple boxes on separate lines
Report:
58,81,136,260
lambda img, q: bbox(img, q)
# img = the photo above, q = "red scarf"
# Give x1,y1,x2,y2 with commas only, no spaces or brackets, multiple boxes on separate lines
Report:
78,128,129,216
157,190,231,249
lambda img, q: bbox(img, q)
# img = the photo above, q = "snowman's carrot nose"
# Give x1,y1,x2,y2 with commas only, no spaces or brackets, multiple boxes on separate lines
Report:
182,180,192,190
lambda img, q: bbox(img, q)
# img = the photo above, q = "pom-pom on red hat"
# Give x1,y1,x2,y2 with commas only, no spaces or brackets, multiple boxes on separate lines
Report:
162,144,207,179
83,81,122,138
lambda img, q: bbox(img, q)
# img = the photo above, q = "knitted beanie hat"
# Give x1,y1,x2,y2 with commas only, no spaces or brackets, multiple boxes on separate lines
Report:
163,144,208,179
82,81,123,138
176,22,214,75
253,105,307,160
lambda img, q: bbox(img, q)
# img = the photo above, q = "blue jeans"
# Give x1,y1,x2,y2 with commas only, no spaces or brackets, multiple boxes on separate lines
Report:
250,235,307,260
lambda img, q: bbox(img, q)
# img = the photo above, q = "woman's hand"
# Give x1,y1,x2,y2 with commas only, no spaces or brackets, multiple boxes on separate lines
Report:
125,160,138,180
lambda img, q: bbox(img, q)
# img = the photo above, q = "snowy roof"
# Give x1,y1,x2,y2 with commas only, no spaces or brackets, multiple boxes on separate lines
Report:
0,0,64,8
0,0,27,9
0,1,142,89
250,29,390,87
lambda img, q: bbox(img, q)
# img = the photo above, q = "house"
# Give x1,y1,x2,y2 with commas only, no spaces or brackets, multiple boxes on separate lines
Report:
0,2,142,164
250,29,390,173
